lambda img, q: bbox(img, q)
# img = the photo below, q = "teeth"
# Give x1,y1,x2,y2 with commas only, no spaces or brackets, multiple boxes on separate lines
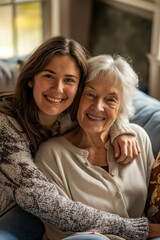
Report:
88,114,104,120
46,96,62,103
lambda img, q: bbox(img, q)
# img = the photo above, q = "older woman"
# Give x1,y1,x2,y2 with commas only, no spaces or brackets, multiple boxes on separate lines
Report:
35,54,159,240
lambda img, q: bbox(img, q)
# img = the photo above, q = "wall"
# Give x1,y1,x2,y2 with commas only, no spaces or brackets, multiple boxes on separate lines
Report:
89,0,152,91
59,0,93,49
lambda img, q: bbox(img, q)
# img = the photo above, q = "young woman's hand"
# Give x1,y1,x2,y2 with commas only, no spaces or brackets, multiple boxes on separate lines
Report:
149,223,160,238
113,134,141,164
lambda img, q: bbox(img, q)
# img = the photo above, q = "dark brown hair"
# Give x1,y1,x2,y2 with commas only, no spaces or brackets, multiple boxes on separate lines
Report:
0,36,89,155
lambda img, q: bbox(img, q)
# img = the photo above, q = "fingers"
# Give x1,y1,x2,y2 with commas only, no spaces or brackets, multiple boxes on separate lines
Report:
113,135,141,165
113,140,121,158
116,139,128,164
135,139,141,156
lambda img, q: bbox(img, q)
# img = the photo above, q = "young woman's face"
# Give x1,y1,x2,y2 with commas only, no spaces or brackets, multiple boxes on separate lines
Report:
33,55,80,126
77,75,122,138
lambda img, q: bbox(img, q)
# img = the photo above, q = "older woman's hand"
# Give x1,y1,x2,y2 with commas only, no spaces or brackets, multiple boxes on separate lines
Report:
113,135,141,164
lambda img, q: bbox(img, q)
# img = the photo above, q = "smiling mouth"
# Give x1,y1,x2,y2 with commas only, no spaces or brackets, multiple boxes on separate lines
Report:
45,95,63,103
87,114,105,121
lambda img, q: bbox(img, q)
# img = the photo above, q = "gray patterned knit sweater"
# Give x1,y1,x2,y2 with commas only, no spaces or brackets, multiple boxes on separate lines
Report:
0,112,149,240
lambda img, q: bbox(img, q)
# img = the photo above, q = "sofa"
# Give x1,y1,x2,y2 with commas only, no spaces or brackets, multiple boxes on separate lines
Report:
0,56,26,92
0,57,160,158
130,89,160,158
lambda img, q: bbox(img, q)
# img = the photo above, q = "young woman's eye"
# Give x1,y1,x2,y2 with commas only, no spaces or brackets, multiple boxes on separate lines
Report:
44,74,54,79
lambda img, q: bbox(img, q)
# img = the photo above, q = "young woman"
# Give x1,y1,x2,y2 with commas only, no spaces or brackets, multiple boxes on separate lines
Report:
0,36,140,240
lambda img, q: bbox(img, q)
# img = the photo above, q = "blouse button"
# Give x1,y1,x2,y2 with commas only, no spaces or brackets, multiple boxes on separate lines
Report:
111,170,117,176
116,192,121,198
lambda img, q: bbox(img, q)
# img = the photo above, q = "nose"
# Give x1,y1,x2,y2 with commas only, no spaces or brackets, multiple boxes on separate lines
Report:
51,79,63,93
94,99,104,111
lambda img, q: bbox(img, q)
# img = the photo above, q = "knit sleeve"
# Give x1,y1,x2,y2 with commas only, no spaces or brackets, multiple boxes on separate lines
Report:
110,119,136,144
0,113,148,240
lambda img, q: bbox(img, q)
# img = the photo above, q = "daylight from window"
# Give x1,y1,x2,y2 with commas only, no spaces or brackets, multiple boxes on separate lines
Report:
0,1,43,58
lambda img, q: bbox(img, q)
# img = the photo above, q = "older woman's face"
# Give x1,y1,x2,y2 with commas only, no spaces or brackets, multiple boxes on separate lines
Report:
77,75,122,136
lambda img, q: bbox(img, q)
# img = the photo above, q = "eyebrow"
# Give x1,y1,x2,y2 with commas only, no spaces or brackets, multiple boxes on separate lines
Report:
108,92,119,96
86,85,120,96
42,69,78,79
86,85,96,90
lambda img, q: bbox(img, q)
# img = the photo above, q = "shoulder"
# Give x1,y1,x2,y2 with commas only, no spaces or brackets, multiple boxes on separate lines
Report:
129,123,152,149
35,136,64,166
37,136,64,152
129,123,149,138
0,112,23,132
0,112,27,141
0,112,29,147
0,112,33,172
129,123,155,173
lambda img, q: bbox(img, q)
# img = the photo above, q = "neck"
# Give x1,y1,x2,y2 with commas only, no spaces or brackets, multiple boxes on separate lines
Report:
64,126,109,166
39,113,60,129
79,127,109,148
65,126,109,147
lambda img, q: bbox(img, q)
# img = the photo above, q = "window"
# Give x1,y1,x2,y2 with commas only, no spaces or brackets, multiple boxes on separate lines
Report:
0,0,50,58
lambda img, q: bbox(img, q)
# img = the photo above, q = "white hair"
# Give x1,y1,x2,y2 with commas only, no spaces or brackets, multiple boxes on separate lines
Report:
86,55,139,118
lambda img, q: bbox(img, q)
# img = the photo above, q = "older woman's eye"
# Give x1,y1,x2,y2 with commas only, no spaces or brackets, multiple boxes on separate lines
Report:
87,93,96,98
83,90,96,98
108,98,116,102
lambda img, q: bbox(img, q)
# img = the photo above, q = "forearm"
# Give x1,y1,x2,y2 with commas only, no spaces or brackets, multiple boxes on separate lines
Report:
16,178,149,240
1,144,149,239
110,119,136,143
1,154,149,239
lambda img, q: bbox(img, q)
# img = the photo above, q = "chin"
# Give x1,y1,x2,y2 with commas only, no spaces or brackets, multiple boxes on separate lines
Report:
43,110,60,117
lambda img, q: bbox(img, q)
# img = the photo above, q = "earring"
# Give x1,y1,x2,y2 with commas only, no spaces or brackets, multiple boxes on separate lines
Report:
28,81,33,88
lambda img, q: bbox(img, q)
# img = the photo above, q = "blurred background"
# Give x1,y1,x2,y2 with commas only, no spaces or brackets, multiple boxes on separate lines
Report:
0,0,160,100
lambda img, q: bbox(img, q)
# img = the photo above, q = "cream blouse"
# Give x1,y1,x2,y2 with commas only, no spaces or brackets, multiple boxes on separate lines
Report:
36,123,154,240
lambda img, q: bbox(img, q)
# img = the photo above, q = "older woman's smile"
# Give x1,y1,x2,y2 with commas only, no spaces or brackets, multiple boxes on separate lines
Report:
86,113,106,121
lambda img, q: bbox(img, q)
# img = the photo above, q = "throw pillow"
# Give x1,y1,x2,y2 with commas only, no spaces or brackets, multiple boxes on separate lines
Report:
147,151,160,223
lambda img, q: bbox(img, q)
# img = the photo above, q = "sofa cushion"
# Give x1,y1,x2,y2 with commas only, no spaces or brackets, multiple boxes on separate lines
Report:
0,56,26,92
0,61,20,91
130,89,160,158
